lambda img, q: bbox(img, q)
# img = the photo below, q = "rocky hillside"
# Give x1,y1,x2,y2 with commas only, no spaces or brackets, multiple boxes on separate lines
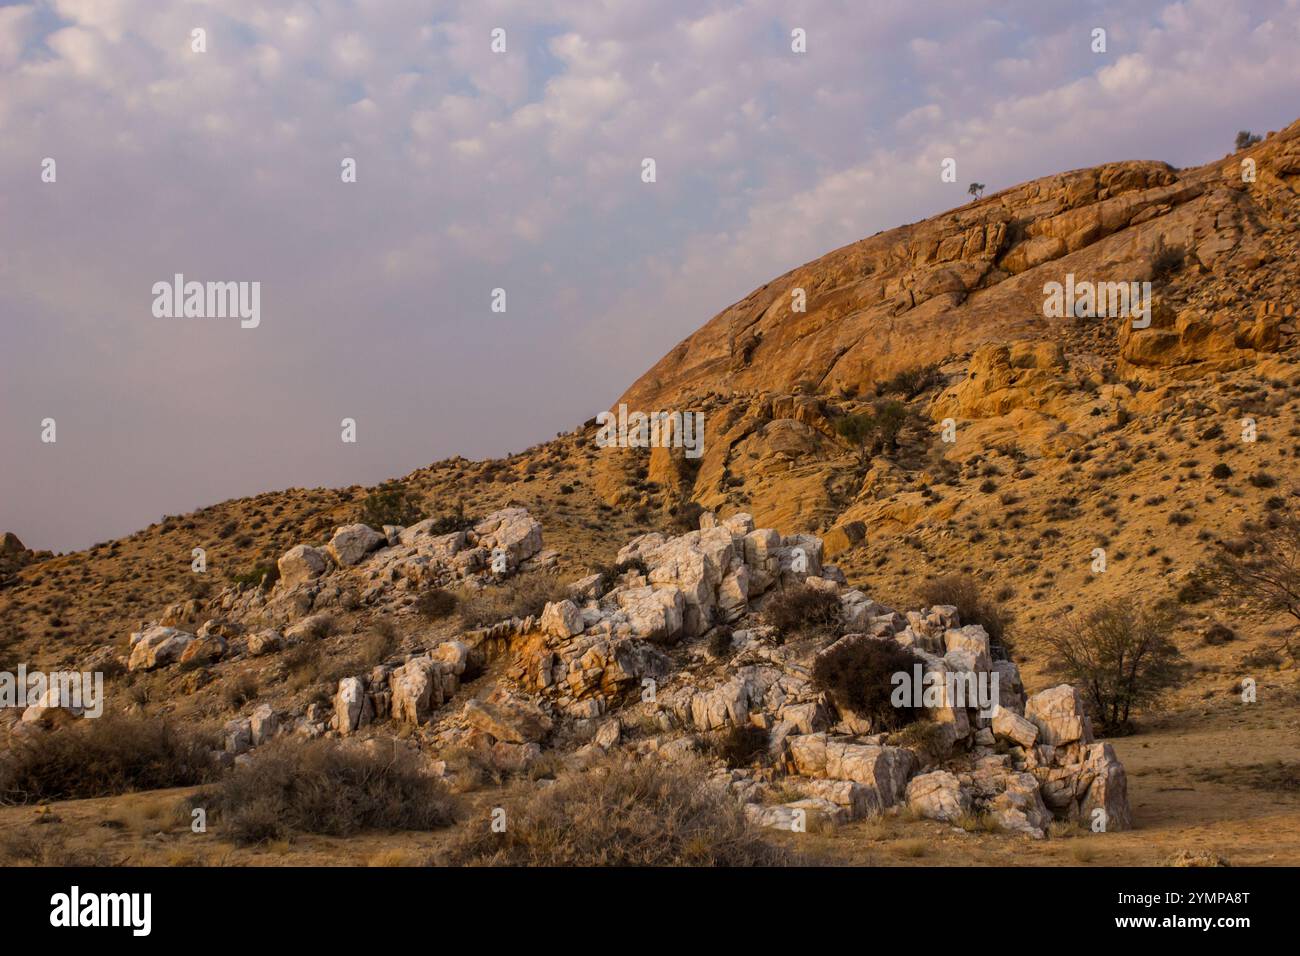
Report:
2,118,1299,865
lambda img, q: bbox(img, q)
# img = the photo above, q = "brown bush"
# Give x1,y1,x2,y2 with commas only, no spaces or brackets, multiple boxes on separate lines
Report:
0,715,216,803
762,585,842,642
192,738,458,845
914,574,1013,657
458,572,569,629
415,587,459,621
438,754,791,866
812,636,926,731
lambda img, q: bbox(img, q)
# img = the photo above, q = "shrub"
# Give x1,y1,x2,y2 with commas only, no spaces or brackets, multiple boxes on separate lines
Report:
222,672,259,709
879,364,943,400
762,585,842,642
812,637,925,731
0,715,215,803
1211,463,1233,480
707,626,734,659
713,724,769,768
669,501,705,534
1235,130,1262,150
358,482,423,528
229,563,280,590
914,574,1013,657
1204,512,1300,659
437,755,791,866
1151,244,1186,283
192,738,457,845
458,572,570,629
1042,599,1187,735
1203,623,1237,646
415,587,458,621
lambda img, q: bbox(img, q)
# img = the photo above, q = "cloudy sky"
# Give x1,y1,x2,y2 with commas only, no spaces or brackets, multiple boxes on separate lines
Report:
3,0,1299,553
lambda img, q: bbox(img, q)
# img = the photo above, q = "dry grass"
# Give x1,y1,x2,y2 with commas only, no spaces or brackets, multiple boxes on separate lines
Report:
437,754,793,866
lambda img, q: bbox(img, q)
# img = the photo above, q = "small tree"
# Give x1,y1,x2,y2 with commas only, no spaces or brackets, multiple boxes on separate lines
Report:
967,182,986,199
835,412,877,465
1235,130,1262,151
1204,512,1300,659
1043,598,1186,734
358,481,423,528
871,399,907,453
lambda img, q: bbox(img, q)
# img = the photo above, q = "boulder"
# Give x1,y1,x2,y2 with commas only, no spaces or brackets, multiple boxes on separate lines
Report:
327,524,385,566
463,689,552,744
334,677,369,735
1079,742,1133,831
391,657,440,725
1025,684,1092,747
540,599,584,639
249,704,279,746
127,626,195,671
247,629,284,657
905,770,970,823
991,704,1039,749
278,545,328,588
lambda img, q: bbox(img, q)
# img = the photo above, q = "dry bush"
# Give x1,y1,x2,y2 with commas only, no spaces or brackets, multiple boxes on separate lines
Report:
415,587,459,621
438,754,791,866
458,572,569,629
712,724,769,768
0,714,216,803
1041,598,1186,734
914,574,1014,657
812,637,925,731
762,585,842,642
1204,512,1300,659
192,738,458,845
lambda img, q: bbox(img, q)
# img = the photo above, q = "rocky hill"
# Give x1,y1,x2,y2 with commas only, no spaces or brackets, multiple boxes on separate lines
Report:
2,120,1299,865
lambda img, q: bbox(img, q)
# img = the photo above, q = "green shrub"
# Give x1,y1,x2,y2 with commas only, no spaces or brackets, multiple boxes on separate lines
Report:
358,482,423,528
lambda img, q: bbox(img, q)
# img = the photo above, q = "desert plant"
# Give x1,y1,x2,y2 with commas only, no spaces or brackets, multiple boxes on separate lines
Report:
0,715,215,803
437,754,791,866
1041,598,1187,734
229,563,279,590
812,636,926,731
191,738,457,845
415,587,458,621
914,573,1014,657
1203,512,1300,659
871,399,907,452
1151,244,1186,283
835,412,877,464
762,584,842,642
713,724,770,768
1235,130,1262,150
879,363,943,400
358,482,423,529
458,572,570,629
967,182,985,199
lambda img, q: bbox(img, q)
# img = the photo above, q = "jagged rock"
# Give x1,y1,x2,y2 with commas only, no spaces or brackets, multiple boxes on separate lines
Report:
278,544,328,588
616,585,685,644
250,704,279,746
178,633,227,667
224,718,252,754
247,629,284,657
746,798,846,830
334,677,369,736
540,599,584,639
1025,684,1092,747
283,613,334,642
391,657,441,725
991,704,1039,749
1079,742,1133,831
986,771,1053,838
824,741,915,807
327,524,385,566
905,770,970,823
474,507,543,568
463,689,552,744
127,626,195,671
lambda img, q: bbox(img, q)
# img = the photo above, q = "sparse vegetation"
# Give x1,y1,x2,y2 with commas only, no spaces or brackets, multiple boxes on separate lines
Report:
914,574,1014,657
458,572,570,629
813,637,925,731
762,584,842,642
1042,599,1187,735
192,738,458,845
437,755,791,866
358,482,424,529
0,715,215,803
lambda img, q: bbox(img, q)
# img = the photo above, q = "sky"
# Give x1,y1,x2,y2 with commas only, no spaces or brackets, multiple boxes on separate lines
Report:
2,0,1299,553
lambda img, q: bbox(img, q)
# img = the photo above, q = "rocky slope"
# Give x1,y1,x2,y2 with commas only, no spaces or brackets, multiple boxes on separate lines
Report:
2,118,1299,863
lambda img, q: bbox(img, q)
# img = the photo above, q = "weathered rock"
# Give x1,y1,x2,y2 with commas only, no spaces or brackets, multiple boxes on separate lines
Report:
1079,742,1133,831
391,657,441,725
540,599,584,639
334,677,369,735
327,524,385,566
463,689,552,744
247,628,284,657
250,704,279,746
127,626,195,671
278,544,328,588
991,704,1039,749
905,770,970,823
1025,684,1092,747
